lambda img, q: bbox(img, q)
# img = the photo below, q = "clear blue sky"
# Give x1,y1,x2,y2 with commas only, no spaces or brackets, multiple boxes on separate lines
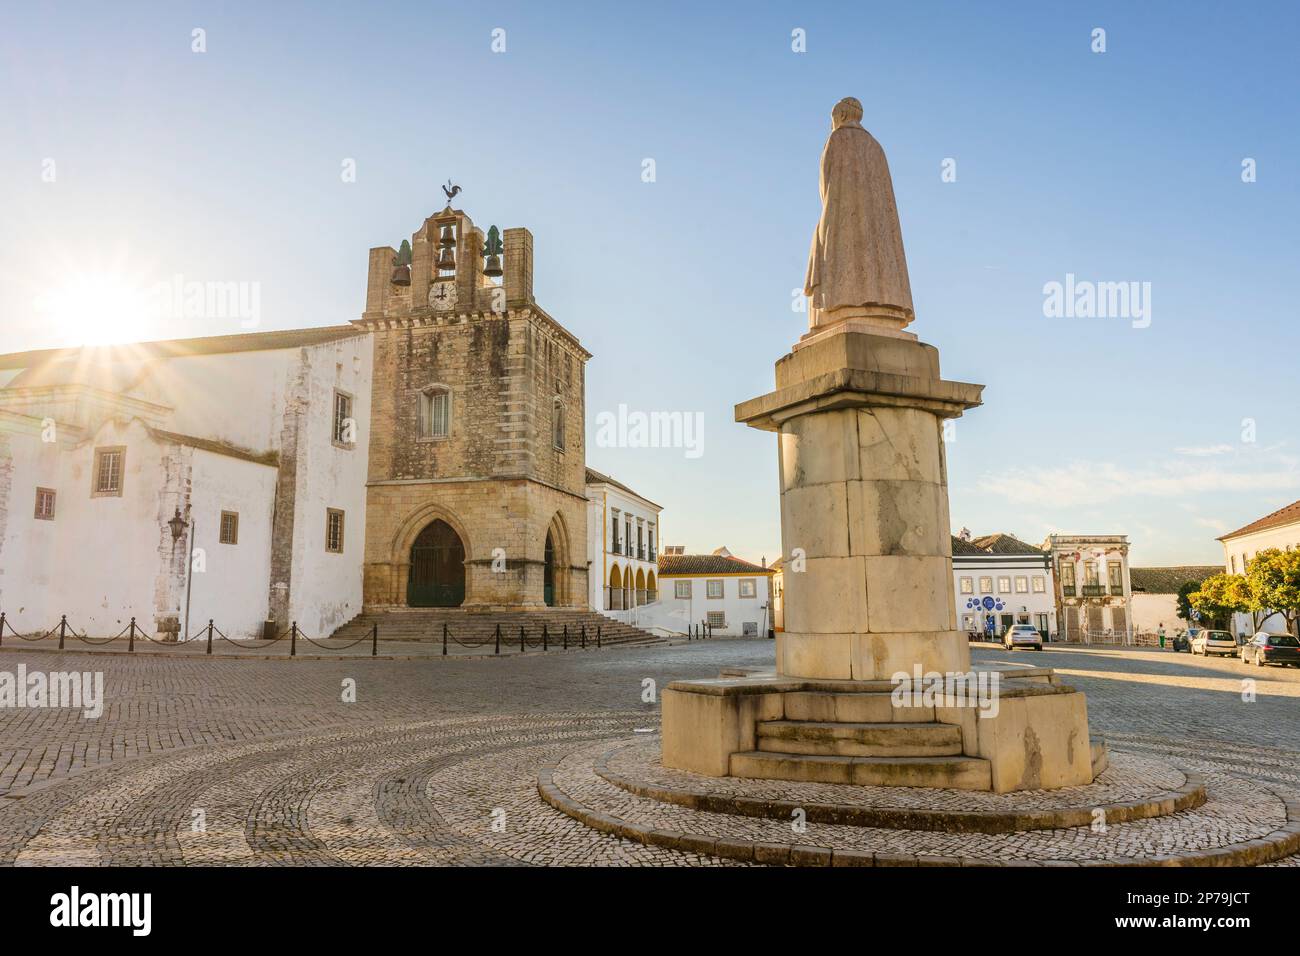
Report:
3,1,1298,566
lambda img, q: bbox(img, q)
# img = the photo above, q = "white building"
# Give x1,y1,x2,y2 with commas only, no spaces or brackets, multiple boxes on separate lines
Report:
656,549,773,637
584,467,661,615
1129,566,1220,637
1042,533,1133,643
0,327,372,640
1217,499,1300,634
951,532,1056,639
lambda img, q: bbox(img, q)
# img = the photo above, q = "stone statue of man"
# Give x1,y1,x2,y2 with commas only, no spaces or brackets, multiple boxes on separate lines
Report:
804,97,915,335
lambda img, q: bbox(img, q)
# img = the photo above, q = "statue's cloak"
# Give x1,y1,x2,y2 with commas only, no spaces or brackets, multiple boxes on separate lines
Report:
804,122,914,320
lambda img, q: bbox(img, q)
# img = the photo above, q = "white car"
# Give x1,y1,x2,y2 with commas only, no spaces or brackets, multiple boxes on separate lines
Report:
1003,623,1043,651
1190,629,1236,657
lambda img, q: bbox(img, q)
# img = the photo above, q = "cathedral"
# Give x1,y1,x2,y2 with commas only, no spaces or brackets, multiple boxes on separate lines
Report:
0,203,591,639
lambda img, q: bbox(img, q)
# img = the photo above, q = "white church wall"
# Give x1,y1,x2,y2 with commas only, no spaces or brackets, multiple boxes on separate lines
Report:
289,335,372,636
185,449,277,641
24,418,175,637
142,350,292,453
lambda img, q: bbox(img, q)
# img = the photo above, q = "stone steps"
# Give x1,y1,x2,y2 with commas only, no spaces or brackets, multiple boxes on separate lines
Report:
328,608,665,648
756,720,963,757
729,750,994,790
782,690,934,723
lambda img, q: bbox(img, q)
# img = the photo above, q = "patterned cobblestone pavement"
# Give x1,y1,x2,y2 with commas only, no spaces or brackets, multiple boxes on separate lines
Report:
1,640,1297,865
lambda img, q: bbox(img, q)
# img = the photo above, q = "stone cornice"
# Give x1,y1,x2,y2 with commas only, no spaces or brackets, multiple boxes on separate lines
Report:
736,367,984,432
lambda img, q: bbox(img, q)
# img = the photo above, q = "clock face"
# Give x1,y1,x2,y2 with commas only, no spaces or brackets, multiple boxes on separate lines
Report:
428,281,458,311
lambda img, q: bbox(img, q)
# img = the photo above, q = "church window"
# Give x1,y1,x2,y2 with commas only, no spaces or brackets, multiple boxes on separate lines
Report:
419,387,451,440
92,447,125,497
333,390,354,446
326,509,345,553
35,488,56,520
219,511,239,545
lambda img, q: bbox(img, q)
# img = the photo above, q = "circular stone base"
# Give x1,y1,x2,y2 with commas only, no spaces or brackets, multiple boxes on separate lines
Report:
538,736,1300,866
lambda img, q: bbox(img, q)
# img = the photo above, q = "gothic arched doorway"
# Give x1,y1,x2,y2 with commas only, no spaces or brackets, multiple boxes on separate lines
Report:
544,531,556,607
407,519,465,607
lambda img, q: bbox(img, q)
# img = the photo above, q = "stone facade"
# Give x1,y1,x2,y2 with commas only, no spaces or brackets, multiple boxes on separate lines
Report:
356,207,590,609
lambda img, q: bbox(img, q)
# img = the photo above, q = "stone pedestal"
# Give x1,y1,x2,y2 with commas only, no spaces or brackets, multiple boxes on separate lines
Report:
734,327,983,681
658,328,1099,793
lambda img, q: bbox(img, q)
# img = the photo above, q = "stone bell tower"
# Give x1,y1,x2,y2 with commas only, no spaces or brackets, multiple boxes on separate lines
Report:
354,198,590,610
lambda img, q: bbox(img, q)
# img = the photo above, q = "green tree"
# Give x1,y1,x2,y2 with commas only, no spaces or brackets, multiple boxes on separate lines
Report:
1245,548,1300,635
1189,574,1240,630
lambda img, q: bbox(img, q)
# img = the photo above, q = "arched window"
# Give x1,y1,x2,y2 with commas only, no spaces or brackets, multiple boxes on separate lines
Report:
552,397,566,450
419,386,451,440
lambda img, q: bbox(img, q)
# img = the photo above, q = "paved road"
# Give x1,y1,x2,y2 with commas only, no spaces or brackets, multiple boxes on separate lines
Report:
1,639,1296,864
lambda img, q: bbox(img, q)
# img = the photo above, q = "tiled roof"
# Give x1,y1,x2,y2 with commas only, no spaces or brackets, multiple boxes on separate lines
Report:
1218,499,1300,541
1129,566,1222,595
585,467,661,509
658,553,771,576
950,536,988,556
951,533,1046,557
0,325,364,371
970,533,1047,556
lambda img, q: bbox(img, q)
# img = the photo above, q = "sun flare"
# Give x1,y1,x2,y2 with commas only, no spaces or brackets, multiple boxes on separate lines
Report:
32,271,156,347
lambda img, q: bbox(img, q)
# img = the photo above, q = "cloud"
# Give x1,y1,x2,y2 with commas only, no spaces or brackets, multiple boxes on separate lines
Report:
979,460,1300,507
1174,444,1234,457
1193,516,1230,533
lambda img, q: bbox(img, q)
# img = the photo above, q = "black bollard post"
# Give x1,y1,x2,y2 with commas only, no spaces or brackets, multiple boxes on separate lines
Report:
442,623,448,657
128,617,136,653
290,622,298,657
206,620,214,655
59,614,67,650
494,623,501,655
520,626,526,653
543,624,548,652
563,624,568,650
0,611,5,648
597,625,602,648
373,622,379,658
581,624,586,649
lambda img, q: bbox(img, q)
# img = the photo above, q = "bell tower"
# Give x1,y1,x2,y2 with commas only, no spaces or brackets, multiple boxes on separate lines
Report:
354,193,590,610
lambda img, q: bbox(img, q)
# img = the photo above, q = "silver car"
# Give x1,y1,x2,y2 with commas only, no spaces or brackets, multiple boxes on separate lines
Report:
1190,629,1236,657
1003,623,1043,651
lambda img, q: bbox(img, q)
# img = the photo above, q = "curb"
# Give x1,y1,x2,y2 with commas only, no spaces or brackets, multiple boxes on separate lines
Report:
537,757,1300,867
591,745,1206,834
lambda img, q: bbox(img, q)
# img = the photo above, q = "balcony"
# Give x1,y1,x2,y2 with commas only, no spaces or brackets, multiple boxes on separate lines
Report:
1080,584,1106,597
1061,585,1076,597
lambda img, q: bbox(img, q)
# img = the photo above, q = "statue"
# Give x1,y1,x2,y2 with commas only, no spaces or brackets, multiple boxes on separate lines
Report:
804,97,915,335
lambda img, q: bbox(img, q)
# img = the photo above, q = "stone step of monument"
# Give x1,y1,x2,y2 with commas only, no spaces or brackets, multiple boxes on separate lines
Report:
781,691,934,724
756,720,963,758
729,750,993,790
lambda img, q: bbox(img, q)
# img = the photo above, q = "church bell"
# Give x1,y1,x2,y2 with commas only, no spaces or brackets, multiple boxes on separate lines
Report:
482,254,503,278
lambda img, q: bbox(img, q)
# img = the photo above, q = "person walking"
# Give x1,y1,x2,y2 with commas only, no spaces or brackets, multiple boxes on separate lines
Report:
1157,623,1166,650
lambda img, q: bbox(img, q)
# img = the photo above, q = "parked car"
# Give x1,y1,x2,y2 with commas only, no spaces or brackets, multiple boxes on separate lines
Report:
1240,632,1300,667
1171,631,1191,652
1003,623,1043,651
1191,629,1237,657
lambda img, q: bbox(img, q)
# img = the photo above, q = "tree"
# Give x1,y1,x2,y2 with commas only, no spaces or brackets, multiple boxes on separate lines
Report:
1175,581,1199,625
1189,574,1242,630
1245,548,1300,635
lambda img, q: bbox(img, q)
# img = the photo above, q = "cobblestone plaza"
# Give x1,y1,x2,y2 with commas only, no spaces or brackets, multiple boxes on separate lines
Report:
2,640,1298,866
